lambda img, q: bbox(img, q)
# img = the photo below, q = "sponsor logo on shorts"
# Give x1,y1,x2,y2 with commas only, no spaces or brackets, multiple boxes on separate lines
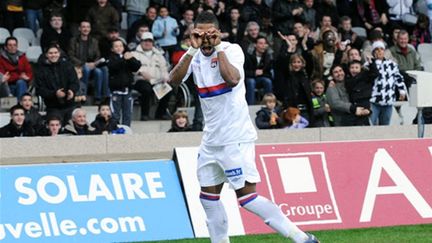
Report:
225,168,242,177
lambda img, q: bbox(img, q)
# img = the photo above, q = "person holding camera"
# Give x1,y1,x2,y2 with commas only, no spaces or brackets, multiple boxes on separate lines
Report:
35,44,79,125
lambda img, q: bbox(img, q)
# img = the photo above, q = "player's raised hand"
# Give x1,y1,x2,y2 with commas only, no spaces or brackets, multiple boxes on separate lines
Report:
206,27,221,46
191,29,204,49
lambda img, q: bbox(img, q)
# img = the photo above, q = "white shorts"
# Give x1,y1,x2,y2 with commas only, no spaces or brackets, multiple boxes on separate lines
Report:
197,142,261,190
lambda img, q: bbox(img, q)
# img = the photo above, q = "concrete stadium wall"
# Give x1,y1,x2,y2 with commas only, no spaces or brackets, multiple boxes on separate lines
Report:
1,125,431,165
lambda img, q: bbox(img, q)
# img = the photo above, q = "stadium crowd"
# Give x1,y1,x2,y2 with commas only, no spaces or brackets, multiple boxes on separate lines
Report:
1,0,432,137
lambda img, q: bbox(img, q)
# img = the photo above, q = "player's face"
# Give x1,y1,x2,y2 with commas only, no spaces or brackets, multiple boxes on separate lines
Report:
12,109,25,126
313,83,324,96
175,116,187,128
48,120,61,136
20,96,32,110
196,23,218,56
349,63,362,76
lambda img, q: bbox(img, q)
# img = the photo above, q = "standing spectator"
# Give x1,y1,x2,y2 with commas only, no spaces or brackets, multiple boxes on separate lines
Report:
362,28,396,62
107,39,141,126
244,36,273,105
86,0,119,41
4,0,25,32
35,44,79,125
19,92,44,133
390,29,422,72
99,27,126,59
221,7,246,45
152,5,180,62
311,80,332,127
0,104,35,137
125,0,150,28
0,37,33,100
64,108,96,135
302,0,317,31
315,0,339,29
23,0,46,34
91,102,119,134
68,20,109,104
132,32,171,120
338,16,364,50
41,12,72,53
370,41,407,125
255,93,283,129
386,0,414,33
127,6,158,43
336,0,362,27
311,29,343,82
357,0,390,33
167,110,193,132
242,0,271,26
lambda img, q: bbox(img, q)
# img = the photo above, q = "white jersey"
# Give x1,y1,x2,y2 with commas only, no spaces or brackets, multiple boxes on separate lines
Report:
183,41,257,146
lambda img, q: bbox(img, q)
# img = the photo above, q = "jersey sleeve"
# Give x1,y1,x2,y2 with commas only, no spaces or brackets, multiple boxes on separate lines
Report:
224,44,245,76
181,53,194,82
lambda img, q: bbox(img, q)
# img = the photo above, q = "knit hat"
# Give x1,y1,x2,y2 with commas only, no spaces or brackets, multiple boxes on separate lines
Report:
372,41,386,51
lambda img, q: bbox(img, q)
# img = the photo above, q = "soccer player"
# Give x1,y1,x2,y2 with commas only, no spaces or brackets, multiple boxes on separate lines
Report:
169,12,319,243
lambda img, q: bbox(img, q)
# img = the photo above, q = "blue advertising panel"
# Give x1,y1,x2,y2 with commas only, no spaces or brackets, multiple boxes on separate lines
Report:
0,160,194,243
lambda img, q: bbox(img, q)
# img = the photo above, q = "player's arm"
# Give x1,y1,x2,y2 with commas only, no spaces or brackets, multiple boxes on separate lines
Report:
169,29,204,86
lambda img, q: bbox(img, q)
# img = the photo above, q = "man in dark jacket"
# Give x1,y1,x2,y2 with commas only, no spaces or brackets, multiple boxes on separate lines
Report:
0,104,35,137
40,12,72,52
35,44,79,125
19,92,44,133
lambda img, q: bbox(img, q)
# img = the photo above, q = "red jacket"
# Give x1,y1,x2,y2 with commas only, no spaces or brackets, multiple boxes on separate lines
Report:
0,50,33,84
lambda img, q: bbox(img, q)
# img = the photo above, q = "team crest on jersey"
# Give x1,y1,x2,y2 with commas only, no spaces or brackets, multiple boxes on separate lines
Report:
211,57,218,68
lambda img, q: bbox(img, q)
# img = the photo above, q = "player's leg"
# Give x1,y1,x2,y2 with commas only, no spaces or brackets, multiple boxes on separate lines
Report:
197,145,230,243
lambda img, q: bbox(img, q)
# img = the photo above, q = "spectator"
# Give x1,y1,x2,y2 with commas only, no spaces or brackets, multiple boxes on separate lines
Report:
259,10,276,50
255,93,283,129
68,20,109,104
313,15,338,41
244,36,273,105
35,44,79,125
411,14,431,48
168,110,193,132
19,92,44,133
128,24,150,51
41,12,72,53
23,0,45,34
152,5,180,62
125,0,150,28
41,114,63,136
91,102,119,134
345,60,379,126
107,39,141,127
0,104,35,137
370,41,407,125
338,16,363,50
326,64,368,126
293,21,315,51
242,0,271,26
99,27,126,59
311,80,332,127
336,0,362,27
132,32,171,120
0,37,33,100
281,107,309,129
178,9,195,42
386,0,414,33
341,47,363,69
241,21,261,55
362,28,396,62
86,0,119,40
302,0,317,31
221,7,246,45
311,29,343,82
64,108,96,135
4,0,25,32
127,6,158,43
357,0,390,32
390,29,422,72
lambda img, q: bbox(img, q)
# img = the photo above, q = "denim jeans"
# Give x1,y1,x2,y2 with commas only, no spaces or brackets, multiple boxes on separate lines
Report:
245,76,273,105
81,65,110,100
9,79,28,100
25,9,43,34
127,12,144,28
370,103,393,125
111,91,133,127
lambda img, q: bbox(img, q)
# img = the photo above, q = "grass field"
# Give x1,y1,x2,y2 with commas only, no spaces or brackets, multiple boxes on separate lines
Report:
142,224,432,243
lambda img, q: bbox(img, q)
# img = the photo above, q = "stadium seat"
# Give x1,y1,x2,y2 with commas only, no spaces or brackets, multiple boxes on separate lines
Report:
417,43,432,64
423,60,432,72
121,12,128,30
16,37,30,53
0,27,10,45
12,27,36,46
26,46,42,63
35,28,43,46
352,27,367,38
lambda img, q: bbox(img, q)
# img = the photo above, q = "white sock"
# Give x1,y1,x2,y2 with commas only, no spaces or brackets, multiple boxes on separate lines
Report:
239,193,308,243
200,192,230,243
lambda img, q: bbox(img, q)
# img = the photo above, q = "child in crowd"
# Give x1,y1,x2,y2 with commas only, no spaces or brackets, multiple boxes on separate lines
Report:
345,59,379,125
168,110,193,132
311,80,332,127
255,93,283,129
91,102,119,134
282,107,309,129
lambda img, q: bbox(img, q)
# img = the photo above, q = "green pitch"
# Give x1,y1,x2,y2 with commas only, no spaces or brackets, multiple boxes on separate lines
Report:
139,224,432,243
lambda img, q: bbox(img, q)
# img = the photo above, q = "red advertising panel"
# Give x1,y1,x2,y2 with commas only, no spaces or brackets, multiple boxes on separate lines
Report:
241,139,432,233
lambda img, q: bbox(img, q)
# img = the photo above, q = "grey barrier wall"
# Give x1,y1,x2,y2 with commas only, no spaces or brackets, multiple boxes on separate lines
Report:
0,125,431,165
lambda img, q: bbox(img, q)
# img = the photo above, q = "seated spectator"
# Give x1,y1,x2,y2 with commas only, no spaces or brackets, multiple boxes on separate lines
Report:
369,41,407,126
311,80,332,127
41,12,72,53
91,102,119,134
127,6,157,43
411,14,431,48
0,105,35,137
281,107,309,129
338,16,363,50
128,24,150,51
255,93,283,129
41,114,63,136
241,21,261,55
35,44,79,125
357,0,389,32
244,36,273,105
390,29,422,75
313,15,338,42
178,8,195,43
19,92,44,133
168,110,193,132
86,0,119,41
107,39,141,127
345,60,379,126
68,20,109,105
152,6,180,62
303,0,317,31
221,7,246,45
64,108,96,135
0,37,33,100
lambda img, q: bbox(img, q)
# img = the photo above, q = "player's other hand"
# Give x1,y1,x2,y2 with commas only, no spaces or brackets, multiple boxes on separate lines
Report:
206,27,221,46
191,29,204,49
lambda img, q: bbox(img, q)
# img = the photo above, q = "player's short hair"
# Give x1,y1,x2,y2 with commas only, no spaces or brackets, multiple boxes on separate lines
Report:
194,11,219,28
